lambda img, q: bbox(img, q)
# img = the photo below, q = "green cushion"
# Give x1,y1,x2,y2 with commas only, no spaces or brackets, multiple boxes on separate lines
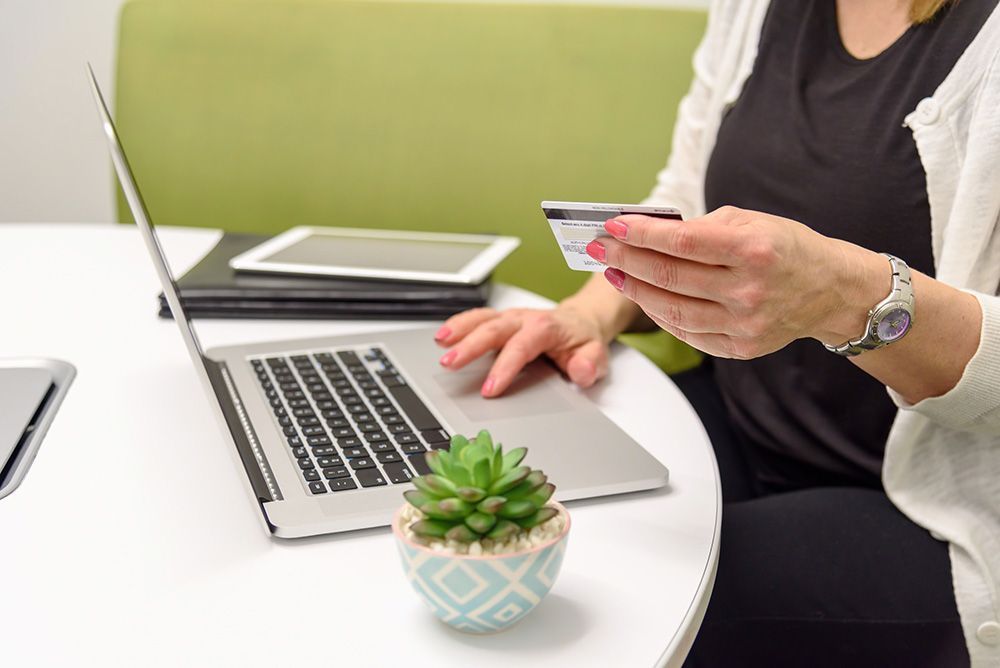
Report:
116,0,704,372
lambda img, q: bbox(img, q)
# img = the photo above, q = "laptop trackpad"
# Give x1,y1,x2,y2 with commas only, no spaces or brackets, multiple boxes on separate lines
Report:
432,359,572,422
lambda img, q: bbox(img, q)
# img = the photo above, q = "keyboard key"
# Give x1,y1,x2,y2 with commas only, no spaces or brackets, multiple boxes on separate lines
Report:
303,469,320,482
317,456,345,468
307,383,327,394
350,457,376,470
269,397,283,408
347,404,369,415
376,451,402,464
328,478,358,492
358,422,381,433
285,390,305,400
370,397,391,408
337,437,362,448
381,375,405,388
383,414,405,425
297,416,320,427
395,433,418,445
342,447,369,459
315,352,334,362
287,435,303,447
369,441,396,453
365,432,388,444
297,457,316,470
352,412,374,424
377,406,397,417
266,357,285,367
302,426,326,436
337,351,361,366
309,482,327,495
386,385,441,431
292,446,308,459
327,418,349,429
307,435,332,447
279,382,300,392
288,399,310,409
400,442,427,455
388,424,411,435
278,416,292,427
359,381,379,391
282,425,297,437
316,400,338,410
409,453,432,476
323,467,351,479
356,468,387,488
311,392,333,402
384,461,414,484
321,408,345,419
341,394,362,406
312,446,337,456
293,408,317,418
421,429,450,444
364,389,385,399
331,427,356,439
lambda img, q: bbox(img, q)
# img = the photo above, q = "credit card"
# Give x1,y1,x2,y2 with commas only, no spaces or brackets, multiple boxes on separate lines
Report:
541,201,683,271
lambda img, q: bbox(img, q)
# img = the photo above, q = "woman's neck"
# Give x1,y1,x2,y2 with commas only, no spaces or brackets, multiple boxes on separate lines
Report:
836,0,914,59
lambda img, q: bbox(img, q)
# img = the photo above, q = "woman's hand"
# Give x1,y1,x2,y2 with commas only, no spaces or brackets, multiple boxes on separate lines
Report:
434,305,613,398
588,206,889,359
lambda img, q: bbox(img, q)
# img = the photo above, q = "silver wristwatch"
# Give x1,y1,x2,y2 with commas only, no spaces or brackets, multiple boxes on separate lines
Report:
824,254,915,357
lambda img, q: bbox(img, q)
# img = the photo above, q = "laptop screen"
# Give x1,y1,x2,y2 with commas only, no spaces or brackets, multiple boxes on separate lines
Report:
87,65,216,386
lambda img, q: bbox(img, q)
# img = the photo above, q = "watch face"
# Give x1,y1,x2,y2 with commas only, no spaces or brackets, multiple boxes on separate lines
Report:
876,307,911,342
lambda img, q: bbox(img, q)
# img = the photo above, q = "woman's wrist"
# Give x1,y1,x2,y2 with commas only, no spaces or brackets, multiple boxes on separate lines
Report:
811,240,892,346
560,275,642,343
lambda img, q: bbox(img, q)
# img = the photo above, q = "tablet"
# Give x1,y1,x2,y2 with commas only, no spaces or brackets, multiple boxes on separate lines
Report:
228,226,521,285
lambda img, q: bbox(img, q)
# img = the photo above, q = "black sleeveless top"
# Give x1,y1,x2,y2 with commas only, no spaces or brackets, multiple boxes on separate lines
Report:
702,0,996,490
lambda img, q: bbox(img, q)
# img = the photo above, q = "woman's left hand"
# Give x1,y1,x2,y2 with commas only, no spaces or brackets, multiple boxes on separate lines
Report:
587,206,887,359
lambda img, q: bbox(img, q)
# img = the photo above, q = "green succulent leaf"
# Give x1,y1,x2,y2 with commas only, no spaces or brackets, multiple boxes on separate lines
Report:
475,429,493,449
420,500,467,521
497,499,537,519
449,434,469,455
515,506,559,529
445,524,479,542
472,457,492,489
403,490,432,509
525,483,556,507
486,519,521,541
476,496,506,514
410,519,453,538
438,497,473,515
491,448,503,479
464,512,497,534
455,486,487,503
504,471,547,501
501,447,528,474
424,450,448,477
412,474,457,499
488,466,530,495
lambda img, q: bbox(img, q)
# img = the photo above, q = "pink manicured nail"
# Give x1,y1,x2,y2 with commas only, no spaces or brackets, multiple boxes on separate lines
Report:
434,326,451,341
605,219,628,240
439,350,457,366
481,376,496,396
604,268,625,291
585,240,607,263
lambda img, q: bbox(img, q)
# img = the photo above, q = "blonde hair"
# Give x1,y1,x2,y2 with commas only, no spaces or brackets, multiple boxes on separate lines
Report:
910,0,953,23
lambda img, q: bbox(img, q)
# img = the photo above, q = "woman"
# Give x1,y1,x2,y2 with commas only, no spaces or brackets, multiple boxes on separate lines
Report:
434,0,1000,665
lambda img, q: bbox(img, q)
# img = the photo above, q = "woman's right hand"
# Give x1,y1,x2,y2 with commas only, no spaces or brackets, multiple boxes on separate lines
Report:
433,304,612,398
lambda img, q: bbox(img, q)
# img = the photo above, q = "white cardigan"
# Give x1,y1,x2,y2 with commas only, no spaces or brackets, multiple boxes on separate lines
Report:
642,1,1000,664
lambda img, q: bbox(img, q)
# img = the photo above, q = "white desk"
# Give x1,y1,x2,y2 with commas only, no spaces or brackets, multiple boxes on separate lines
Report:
0,224,719,667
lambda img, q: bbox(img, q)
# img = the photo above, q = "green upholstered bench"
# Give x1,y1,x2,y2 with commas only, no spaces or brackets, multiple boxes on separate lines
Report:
115,0,705,373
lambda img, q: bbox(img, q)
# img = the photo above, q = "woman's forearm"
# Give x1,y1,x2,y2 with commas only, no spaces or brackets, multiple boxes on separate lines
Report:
824,243,983,405
560,273,651,342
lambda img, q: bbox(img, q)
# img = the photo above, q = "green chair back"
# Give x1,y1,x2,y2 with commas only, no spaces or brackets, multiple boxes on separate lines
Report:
116,0,704,373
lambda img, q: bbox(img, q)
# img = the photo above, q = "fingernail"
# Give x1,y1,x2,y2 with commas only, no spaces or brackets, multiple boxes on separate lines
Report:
585,240,607,263
604,268,625,291
434,326,451,341
439,350,457,366
481,376,496,396
605,219,628,240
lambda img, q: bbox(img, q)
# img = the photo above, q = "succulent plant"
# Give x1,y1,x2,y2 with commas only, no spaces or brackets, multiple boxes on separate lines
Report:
403,430,557,543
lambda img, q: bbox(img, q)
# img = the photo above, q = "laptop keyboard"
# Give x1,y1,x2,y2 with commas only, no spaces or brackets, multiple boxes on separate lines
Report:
250,347,449,495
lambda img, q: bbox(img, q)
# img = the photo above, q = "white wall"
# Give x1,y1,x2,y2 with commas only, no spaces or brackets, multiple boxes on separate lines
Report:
0,0,708,224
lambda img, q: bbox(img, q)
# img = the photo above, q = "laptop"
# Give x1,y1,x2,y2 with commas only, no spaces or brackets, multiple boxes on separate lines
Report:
87,66,668,538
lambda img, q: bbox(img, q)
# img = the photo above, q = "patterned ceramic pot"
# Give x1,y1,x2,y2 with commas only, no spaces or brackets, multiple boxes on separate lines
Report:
392,502,571,634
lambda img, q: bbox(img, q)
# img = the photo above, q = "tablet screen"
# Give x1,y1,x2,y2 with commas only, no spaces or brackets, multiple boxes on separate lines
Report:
260,232,493,274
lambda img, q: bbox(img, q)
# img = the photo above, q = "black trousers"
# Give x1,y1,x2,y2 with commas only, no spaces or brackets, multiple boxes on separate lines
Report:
674,362,969,668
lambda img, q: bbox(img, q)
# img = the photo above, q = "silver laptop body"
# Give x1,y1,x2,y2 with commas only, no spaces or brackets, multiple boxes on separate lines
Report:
88,66,668,539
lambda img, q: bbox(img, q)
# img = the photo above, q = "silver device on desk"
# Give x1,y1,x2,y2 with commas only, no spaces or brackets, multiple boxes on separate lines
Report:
0,359,75,501
88,65,668,538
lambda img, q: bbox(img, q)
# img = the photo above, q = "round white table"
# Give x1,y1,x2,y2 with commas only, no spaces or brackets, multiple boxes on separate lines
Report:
0,224,719,667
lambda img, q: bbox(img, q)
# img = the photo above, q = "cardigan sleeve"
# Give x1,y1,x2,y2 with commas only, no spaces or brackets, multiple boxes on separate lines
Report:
888,290,1000,434
641,0,732,217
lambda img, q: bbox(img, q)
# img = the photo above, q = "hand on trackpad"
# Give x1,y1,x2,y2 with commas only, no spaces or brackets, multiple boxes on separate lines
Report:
433,358,572,422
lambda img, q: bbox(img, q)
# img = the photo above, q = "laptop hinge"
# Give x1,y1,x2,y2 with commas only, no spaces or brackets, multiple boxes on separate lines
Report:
204,359,283,503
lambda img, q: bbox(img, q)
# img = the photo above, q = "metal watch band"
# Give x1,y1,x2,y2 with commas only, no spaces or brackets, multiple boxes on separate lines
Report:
824,254,914,357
